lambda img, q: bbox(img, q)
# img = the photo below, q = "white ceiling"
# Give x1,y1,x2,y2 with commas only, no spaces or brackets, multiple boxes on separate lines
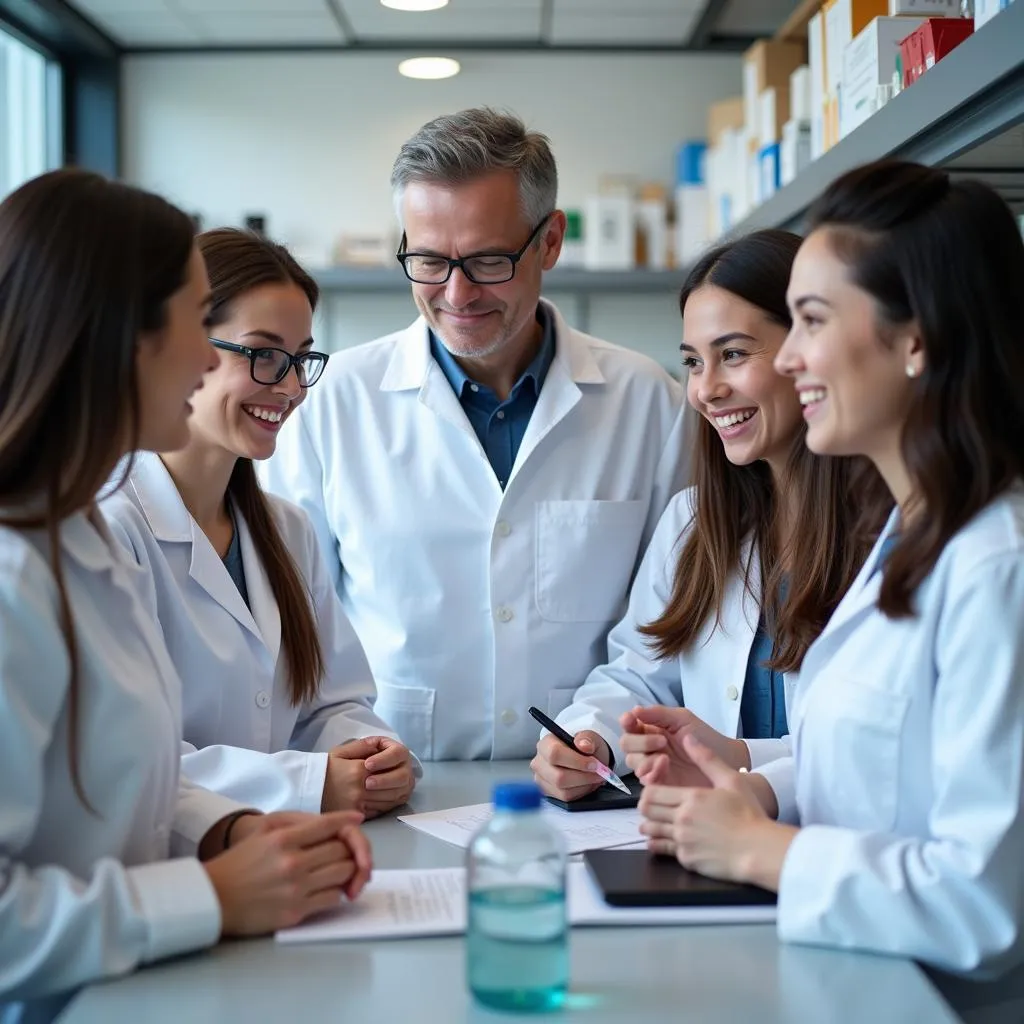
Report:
64,0,785,50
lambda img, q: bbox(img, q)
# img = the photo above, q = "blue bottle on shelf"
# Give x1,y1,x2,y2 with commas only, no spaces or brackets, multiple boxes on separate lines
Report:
466,781,568,1013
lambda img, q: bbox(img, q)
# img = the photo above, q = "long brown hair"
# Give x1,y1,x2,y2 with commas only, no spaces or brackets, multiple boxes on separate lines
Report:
196,228,325,706
0,169,196,806
642,229,887,671
807,161,1024,617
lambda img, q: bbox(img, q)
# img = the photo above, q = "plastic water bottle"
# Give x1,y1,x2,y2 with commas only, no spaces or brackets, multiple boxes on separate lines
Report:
466,782,568,1012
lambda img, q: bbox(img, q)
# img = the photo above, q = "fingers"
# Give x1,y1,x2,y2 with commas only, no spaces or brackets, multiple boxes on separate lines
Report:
630,705,696,731
364,740,409,774
620,731,669,755
303,857,357,897
330,736,385,760
638,784,688,812
365,765,413,792
531,754,603,801
681,734,738,788
536,734,594,772
280,811,364,850
341,826,373,899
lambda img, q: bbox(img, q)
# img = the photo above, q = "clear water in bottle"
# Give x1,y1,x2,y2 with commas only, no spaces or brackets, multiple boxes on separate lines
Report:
466,782,568,1012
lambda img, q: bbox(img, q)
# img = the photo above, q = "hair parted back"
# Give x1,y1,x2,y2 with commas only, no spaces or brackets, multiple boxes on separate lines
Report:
806,159,1024,617
196,228,325,707
390,106,557,226
641,228,889,672
0,167,197,808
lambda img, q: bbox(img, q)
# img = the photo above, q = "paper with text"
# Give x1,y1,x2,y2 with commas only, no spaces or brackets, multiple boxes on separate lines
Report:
275,868,466,944
397,803,644,854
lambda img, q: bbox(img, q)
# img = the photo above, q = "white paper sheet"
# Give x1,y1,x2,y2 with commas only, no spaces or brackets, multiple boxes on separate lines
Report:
275,868,466,944
275,863,775,944
397,802,644,854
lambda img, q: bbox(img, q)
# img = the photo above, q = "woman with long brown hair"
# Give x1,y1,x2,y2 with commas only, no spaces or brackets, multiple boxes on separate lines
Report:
102,228,417,819
533,228,885,802
0,171,371,1021
638,162,1024,1011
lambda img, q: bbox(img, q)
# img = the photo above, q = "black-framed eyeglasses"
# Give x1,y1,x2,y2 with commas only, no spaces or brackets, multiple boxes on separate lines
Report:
209,339,329,388
396,214,553,285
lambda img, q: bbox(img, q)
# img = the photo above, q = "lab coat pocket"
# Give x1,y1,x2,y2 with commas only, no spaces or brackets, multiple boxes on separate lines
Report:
372,684,435,762
820,676,909,831
535,500,647,623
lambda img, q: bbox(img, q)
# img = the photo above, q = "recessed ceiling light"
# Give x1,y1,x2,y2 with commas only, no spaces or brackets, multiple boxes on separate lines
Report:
398,57,461,80
382,0,449,10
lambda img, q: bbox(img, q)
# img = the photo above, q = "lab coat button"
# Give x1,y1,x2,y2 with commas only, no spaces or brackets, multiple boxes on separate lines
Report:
726,685,739,701
495,521,511,538
495,606,514,623
255,690,271,708
500,709,517,726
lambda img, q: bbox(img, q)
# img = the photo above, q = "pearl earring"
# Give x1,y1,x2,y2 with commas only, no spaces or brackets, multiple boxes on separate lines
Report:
906,365,918,378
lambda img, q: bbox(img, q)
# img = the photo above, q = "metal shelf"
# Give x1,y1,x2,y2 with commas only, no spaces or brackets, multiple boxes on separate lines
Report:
311,265,684,294
730,0,1024,235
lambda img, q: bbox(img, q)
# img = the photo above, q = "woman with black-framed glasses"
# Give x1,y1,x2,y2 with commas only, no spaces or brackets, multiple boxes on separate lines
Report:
102,228,418,823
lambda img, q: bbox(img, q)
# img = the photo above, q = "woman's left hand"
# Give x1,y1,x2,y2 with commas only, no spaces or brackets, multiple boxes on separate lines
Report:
332,736,416,818
639,734,796,889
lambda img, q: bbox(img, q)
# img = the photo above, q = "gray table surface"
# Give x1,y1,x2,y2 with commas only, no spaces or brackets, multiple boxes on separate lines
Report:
62,761,959,1024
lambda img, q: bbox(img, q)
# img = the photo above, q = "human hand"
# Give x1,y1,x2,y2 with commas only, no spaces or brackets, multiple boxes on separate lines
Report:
638,734,792,889
204,810,373,935
321,745,370,814
620,705,749,788
361,736,417,817
530,730,612,802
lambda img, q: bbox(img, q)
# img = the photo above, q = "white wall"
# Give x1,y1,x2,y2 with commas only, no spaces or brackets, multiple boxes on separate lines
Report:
121,51,740,370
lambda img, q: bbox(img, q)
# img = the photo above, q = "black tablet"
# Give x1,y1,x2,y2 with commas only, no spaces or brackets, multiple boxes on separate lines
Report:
544,775,644,812
583,848,777,907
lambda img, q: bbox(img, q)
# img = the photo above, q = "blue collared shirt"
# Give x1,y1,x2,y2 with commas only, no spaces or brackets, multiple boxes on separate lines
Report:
429,306,556,489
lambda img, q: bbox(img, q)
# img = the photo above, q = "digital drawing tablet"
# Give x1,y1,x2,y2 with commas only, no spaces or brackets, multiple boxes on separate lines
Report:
544,774,644,812
583,848,777,907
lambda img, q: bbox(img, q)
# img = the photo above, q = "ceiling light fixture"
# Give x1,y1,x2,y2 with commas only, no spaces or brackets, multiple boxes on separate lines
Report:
381,0,449,11
398,56,461,79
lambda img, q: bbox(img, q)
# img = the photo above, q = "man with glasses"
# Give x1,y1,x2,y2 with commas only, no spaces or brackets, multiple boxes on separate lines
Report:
262,107,687,764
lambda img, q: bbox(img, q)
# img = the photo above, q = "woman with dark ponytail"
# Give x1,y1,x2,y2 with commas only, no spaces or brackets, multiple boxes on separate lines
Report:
103,228,417,819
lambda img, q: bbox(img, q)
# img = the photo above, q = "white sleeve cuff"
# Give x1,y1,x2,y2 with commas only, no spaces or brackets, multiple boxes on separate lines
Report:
753,755,798,823
744,736,791,771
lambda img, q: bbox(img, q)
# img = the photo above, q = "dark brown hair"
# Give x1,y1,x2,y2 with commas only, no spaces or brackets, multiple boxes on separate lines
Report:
807,160,1024,617
0,168,196,806
642,229,887,671
196,228,325,706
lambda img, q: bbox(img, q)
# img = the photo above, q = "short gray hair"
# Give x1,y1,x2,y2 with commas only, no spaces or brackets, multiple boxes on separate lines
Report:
390,107,558,227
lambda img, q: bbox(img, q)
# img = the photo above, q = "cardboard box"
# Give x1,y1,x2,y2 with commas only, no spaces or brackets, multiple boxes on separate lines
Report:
757,144,781,204
676,141,707,186
841,16,925,137
790,65,813,123
781,120,812,185
675,184,709,266
583,195,635,271
888,0,958,12
974,0,1014,28
706,97,745,147
920,16,973,67
743,39,807,140
825,0,889,146
759,87,789,146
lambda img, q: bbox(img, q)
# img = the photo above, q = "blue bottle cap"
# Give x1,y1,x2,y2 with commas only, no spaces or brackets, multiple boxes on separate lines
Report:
492,782,542,811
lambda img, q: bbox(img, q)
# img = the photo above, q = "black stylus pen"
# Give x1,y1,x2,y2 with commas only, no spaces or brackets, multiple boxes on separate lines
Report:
527,705,631,794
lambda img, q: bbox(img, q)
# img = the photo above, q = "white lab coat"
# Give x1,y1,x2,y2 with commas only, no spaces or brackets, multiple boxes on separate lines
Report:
767,484,1024,997
102,452,413,815
557,487,793,771
0,513,239,1023
260,300,688,760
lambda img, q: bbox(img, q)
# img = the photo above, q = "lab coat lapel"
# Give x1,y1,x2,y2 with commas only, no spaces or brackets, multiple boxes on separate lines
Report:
508,305,602,484
237,510,281,664
724,537,761,735
380,319,483,447
128,452,264,643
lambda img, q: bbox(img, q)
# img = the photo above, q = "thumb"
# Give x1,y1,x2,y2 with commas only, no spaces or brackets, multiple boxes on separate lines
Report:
632,705,692,732
682,733,737,789
574,732,596,753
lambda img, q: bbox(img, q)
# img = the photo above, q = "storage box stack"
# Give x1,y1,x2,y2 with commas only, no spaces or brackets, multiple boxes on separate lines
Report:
781,65,813,186
975,0,1016,30
675,141,709,268
840,16,925,138
823,0,888,149
743,39,807,205
704,97,744,239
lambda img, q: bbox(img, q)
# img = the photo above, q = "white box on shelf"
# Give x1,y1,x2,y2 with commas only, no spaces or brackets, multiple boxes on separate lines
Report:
888,0,958,12
757,143,781,204
789,65,813,123
780,120,812,185
840,15,925,138
759,88,782,145
675,185,709,267
975,0,1014,29
583,195,635,271
808,11,827,158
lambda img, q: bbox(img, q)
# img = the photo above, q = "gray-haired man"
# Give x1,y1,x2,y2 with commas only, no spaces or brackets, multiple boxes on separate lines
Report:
262,107,687,763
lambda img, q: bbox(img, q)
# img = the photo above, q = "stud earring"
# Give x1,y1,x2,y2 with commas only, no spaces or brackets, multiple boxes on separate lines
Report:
906,365,918,378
